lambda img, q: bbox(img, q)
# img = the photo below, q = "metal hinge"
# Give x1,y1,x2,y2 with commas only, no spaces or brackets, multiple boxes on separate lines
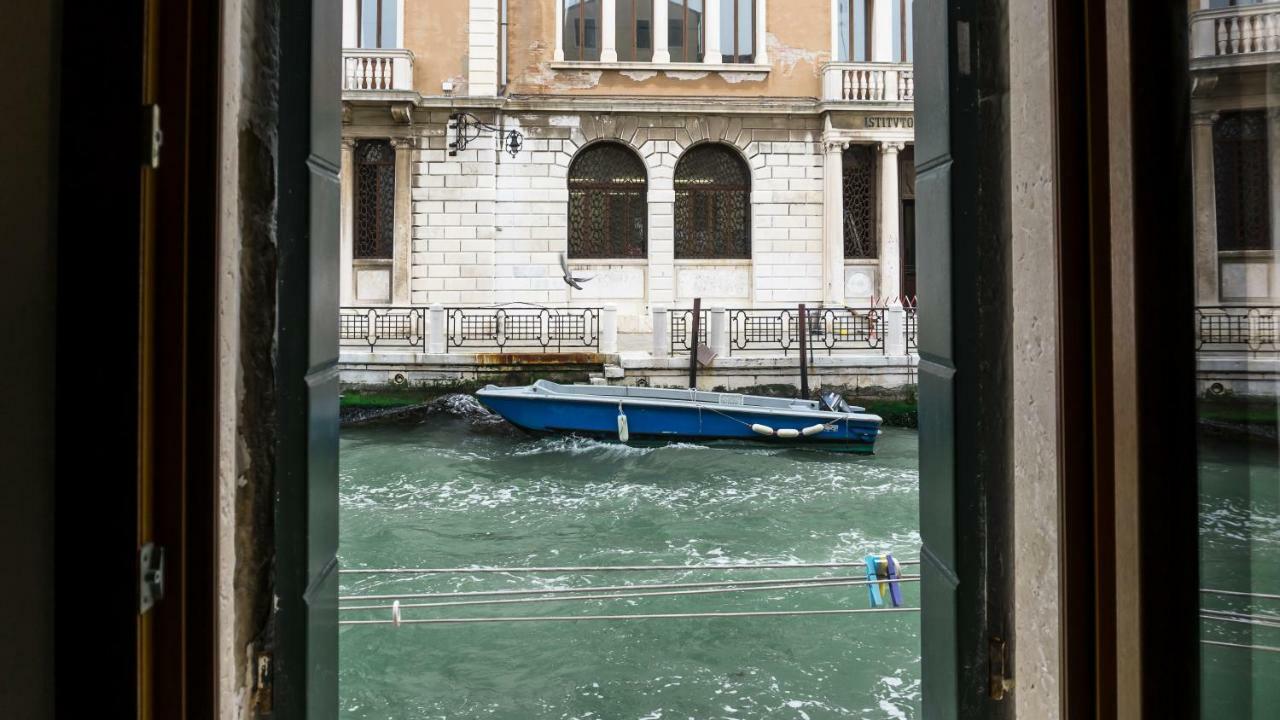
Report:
139,542,165,614
989,635,1015,700
141,104,163,169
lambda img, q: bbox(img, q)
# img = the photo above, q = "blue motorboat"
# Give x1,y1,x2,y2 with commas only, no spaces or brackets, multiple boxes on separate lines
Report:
476,380,883,453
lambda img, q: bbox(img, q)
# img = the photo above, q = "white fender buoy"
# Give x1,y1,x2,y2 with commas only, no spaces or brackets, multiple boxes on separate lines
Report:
776,428,801,439
751,423,776,436
801,424,827,436
617,411,630,442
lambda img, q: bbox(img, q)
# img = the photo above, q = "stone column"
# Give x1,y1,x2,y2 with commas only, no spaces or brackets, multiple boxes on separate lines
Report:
391,137,413,305
704,0,722,64
429,303,446,354
878,141,903,305
554,0,565,61
601,0,619,62
871,0,894,62
885,305,906,356
601,305,619,354
709,307,729,358
755,0,769,65
340,138,355,306
1192,112,1219,305
822,138,847,306
652,306,670,357
653,0,671,62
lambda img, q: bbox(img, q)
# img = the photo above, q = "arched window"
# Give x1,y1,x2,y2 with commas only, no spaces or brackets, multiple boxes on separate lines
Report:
674,144,751,259
567,143,648,259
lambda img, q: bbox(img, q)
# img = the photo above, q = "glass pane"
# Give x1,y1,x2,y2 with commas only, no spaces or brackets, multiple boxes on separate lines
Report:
717,0,754,63
617,0,655,62
564,0,602,61
838,0,851,62
1192,0,1280,714
667,0,704,63
381,0,399,49
359,0,378,48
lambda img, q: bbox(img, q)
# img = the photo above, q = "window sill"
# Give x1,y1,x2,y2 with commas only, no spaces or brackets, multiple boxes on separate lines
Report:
550,61,771,75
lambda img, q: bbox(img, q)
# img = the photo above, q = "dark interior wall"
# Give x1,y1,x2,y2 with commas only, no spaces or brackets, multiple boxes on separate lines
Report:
0,0,58,717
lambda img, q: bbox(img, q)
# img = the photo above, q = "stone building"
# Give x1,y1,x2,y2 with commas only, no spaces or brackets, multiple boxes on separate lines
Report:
340,0,916,335
1189,0,1280,393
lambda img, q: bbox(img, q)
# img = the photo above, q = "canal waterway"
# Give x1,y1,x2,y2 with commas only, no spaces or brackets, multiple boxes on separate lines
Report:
339,396,922,719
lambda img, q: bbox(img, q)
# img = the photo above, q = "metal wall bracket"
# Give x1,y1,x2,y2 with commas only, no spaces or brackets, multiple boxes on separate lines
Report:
447,112,523,158
989,635,1015,700
139,542,165,614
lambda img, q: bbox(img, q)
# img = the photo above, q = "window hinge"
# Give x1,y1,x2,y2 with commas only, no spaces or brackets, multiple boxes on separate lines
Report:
989,635,1015,700
255,652,273,713
139,542,165,614
141,104,163,169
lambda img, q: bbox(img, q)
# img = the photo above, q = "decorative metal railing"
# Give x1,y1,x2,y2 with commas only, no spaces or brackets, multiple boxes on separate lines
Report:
446,307,600,352
671,307,888,356
822,62,915,103
340,307,428,350
669,308,709,354
1195,305,1280,352
905,300,919,353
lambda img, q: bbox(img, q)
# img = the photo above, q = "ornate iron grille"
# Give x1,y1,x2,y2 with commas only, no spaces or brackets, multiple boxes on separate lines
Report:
844,144,877,258
355,139,395,259
905,301,919,353
1213,111,1270,252
675,145,752,259
447,307,600,351
725,308,885,355
568,143,648,258
338,307,426,351
1196,306,1280,352
669,309,709,354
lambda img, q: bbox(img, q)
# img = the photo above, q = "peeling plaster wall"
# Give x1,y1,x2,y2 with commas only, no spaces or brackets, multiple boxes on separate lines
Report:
502,0,831,97
219,0,280,717
407,0,470,96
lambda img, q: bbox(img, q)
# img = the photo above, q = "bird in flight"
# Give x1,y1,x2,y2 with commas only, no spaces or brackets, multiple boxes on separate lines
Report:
559,252,594,290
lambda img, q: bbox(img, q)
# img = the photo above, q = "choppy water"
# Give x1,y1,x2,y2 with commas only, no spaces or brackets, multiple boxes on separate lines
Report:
340,395,921,719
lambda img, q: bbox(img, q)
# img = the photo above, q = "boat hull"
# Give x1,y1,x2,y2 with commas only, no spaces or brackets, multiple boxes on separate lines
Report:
477,384,882,453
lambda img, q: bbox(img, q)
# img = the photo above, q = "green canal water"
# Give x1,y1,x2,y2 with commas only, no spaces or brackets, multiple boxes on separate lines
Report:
339,396,922,719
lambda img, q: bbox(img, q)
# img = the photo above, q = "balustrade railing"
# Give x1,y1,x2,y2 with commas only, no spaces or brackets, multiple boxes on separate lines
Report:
905,300,919,353
1191,4,1280,63
1196,305,1280,352
822,62,915,103
342,48,415,91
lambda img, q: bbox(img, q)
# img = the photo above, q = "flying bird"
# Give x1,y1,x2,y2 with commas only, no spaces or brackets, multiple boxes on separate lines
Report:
559,252,594,290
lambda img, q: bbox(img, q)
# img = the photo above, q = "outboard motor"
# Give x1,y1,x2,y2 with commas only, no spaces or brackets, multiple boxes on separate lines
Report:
821,392,866,414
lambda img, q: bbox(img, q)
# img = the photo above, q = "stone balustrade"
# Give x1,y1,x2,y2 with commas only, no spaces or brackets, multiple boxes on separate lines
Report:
822,62,915,103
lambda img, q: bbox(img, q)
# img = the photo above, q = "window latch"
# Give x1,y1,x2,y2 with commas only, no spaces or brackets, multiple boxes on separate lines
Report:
139,542,165,614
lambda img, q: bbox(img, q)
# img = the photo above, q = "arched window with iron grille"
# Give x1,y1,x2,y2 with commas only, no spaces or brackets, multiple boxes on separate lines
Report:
674,144,752,259
567,142,649,259
354,139,395,260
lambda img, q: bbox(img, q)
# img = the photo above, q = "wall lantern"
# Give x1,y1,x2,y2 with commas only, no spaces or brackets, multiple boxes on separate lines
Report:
448,112,524,158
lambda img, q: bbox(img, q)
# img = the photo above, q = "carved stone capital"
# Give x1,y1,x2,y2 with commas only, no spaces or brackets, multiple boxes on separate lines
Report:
879,141,905,155
1191,111,1220,127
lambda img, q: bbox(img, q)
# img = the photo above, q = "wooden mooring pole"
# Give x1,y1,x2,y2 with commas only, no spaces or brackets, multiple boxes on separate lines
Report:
688,297,701,389
798,303,810,399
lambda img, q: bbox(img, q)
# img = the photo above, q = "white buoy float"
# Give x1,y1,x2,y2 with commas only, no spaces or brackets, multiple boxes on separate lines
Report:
751,422,831,438
617,408,630,442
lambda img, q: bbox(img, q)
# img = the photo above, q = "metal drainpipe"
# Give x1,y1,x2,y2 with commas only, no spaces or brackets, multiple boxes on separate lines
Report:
499,0,508,94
